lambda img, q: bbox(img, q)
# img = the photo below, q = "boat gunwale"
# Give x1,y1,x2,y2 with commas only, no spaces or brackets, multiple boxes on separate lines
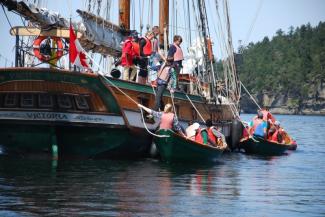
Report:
157,129,227,152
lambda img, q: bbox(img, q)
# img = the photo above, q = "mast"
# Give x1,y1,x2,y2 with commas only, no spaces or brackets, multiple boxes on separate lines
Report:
159,0,169,47
119,0,130,30
197,0,209,80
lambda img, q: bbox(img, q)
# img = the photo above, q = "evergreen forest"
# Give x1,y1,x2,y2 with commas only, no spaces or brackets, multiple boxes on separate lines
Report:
233,21,325,99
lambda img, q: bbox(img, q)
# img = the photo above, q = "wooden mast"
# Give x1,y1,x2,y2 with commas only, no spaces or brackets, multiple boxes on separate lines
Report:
119,0,130,30
159,0,169,47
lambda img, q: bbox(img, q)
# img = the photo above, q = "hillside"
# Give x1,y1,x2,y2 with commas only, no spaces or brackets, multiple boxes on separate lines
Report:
235,22,325,115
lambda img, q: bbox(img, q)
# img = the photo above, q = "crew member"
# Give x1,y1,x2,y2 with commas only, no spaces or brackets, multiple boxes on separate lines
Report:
138,31,155,84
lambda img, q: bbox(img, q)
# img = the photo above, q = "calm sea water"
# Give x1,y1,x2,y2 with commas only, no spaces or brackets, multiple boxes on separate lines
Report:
0,114,324,217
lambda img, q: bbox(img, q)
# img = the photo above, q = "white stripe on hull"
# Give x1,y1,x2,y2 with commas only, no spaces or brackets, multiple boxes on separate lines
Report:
0,111,125,125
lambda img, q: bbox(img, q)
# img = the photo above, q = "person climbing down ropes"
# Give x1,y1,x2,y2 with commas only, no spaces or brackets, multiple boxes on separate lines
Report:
137,103,185,137
138,31,155,84
205,119,227,147
153,59,177,111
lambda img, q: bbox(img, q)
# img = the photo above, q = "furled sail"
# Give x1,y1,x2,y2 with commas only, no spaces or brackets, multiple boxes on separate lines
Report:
0,0,68,29
77,10,127,57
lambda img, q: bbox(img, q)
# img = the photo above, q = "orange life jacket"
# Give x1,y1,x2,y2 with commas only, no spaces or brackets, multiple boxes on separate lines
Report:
270,130,280,143
142,37,152,56
159,113,174,129
173,43,184,61
261,110,276,123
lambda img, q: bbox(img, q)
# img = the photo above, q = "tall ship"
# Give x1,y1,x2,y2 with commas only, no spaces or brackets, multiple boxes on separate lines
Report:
0,0,242,159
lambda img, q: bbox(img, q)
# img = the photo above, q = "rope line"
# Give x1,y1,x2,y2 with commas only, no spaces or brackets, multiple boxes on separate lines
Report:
240,81,261,110
184,93,205,122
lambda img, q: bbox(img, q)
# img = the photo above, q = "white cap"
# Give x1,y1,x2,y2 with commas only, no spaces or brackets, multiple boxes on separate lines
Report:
274,121,280,126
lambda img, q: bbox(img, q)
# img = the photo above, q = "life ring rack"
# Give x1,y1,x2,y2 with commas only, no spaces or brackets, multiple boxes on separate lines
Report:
33,36,64,62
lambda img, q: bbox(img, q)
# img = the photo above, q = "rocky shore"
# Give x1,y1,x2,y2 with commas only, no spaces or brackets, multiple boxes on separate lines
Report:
240,81,325,115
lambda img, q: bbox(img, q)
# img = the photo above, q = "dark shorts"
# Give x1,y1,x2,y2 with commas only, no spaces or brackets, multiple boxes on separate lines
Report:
138,57,148,77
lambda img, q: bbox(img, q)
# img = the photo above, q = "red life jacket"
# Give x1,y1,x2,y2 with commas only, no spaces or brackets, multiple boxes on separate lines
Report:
195,128,204,144
142,37,152,56
159,113,174,129
121,38,133,66
261,110,276,123
207,127,217,144
271,130,279,143
132,41,140,57
173,43,184,61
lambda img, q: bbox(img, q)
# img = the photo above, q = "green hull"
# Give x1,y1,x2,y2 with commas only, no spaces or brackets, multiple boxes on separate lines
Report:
0,68,134,159
0,124,53,157
239,136,289,156
0,123,132,159
154,129,224,163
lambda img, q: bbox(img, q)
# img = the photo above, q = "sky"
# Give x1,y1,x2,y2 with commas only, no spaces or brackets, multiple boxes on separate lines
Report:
0,0,325,67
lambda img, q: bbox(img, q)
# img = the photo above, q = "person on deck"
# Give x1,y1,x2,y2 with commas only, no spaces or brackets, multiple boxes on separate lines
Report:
138,31,155,84
151,26,160,55
167,35,184,82
137,103,185,136
121,35,137,81
152,59,177,111
205,119,227,147
249,111,268,139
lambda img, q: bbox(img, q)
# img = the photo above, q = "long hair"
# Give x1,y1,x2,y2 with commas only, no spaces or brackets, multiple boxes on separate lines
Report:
164,103,173,113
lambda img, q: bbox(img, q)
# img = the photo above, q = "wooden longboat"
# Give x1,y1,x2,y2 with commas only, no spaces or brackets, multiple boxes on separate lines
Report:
239,136,290,156
154,129,226,163
0,67,237,159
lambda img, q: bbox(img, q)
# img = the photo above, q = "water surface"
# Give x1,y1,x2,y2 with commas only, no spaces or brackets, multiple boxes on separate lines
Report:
0,114,324,216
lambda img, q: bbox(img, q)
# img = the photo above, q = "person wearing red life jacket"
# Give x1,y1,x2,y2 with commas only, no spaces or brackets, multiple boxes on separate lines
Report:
137,31,155,84
195,126,209,145
205,119,227,147
137,103,185,136
121,35,137,81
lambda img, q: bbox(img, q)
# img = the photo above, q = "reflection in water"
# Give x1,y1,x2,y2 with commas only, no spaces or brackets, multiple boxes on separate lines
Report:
0,115,324,216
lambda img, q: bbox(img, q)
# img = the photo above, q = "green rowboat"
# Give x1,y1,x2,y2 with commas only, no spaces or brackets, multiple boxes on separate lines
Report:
239,136,289,156
154,129,226,163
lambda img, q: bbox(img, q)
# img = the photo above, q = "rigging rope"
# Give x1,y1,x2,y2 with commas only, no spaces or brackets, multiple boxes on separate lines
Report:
244,0,264,45
184,93,205,122
240,81,262,110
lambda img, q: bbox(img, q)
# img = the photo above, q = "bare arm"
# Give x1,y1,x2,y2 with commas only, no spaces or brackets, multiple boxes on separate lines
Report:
137,104,152,114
